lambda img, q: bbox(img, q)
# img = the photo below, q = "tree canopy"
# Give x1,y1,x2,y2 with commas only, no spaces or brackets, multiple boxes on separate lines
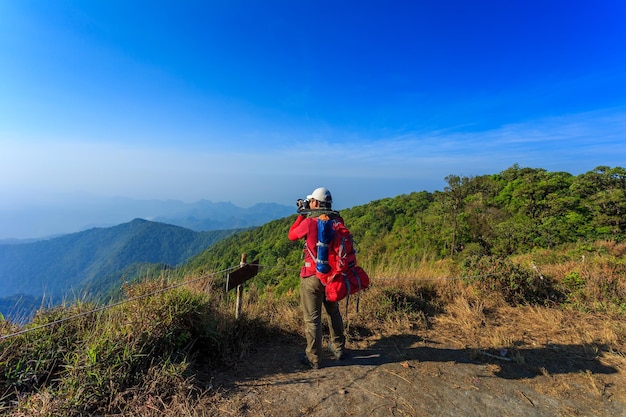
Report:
186,166,626,292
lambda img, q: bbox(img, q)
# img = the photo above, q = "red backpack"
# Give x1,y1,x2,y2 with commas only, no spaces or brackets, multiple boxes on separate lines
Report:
308,214,370,305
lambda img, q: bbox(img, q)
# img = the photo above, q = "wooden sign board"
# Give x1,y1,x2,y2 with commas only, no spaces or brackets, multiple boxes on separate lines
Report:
226,259,259,291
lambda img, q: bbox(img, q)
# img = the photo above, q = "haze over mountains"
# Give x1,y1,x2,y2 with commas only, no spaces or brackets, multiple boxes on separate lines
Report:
0,218,234,298
0,218,244,321
0,195,293,241
0,197,294,320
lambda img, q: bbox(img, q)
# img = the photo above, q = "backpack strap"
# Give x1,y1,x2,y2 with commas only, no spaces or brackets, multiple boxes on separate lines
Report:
352,267,363,313
304,241,315,265
302,215,324,269
344,273,351,318
342,267,364,324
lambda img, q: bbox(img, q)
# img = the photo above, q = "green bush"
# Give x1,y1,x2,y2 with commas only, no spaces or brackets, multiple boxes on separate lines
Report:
461,255,561,305
0,283,225,416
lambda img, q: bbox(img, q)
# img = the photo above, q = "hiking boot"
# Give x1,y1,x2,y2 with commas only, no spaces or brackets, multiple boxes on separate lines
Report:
300,353,320,369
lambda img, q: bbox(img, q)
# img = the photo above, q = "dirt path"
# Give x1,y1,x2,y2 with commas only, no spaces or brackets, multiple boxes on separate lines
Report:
203,328,626,417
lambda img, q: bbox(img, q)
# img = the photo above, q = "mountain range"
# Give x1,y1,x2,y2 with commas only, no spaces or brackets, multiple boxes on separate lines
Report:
0,219,241,321
0,198,294,321
3,217,240,293
0,196,293,241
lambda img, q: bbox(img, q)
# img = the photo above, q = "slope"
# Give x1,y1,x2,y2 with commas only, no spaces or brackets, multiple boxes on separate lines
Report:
0,219,239,304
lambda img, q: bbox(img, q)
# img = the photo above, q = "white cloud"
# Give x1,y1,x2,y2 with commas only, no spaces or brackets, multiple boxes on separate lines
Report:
2,106,625,208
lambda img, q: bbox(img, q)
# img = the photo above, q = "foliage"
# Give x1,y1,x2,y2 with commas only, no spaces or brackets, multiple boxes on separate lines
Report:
4,164,624,319
2,164,626,414
0,279,286,416
183,165,626,299
3,208,626,414
460,255,563,306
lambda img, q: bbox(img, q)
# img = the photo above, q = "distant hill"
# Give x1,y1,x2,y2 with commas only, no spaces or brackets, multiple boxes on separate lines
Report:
0,196,293,240
152,201,294,231
0,219,241,319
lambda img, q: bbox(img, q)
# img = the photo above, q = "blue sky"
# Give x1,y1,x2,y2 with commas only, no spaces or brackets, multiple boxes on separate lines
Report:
2,0,626,210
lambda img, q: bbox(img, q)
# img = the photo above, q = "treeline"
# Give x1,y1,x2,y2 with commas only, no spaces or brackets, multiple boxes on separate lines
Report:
349,164,626,264
184,165,626,289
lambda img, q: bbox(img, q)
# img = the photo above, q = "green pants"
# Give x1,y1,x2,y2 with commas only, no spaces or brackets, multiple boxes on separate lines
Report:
299,275,345,366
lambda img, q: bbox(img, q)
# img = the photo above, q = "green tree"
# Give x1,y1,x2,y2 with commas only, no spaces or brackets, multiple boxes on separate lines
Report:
442,175,471,255
572,166,626,239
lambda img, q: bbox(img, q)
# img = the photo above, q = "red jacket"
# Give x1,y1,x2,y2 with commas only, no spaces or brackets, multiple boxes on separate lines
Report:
288,213,343,278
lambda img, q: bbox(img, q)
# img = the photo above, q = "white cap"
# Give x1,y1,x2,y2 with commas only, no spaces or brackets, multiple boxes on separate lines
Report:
307,187,332,203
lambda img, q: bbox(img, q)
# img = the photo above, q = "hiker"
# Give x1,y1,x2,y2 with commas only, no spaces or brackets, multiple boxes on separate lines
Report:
288,187,348,369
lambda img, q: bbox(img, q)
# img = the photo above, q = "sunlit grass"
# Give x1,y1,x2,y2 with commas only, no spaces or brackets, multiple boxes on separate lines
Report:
1,243,625,416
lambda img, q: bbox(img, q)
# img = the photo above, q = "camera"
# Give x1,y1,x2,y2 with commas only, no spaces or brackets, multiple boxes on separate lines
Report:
296,198,310,212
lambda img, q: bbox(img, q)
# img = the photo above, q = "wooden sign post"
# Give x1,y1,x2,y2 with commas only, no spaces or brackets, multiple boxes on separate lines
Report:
226,254,259,319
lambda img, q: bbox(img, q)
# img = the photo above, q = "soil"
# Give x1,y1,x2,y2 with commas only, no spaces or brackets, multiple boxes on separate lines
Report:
201,320,626,417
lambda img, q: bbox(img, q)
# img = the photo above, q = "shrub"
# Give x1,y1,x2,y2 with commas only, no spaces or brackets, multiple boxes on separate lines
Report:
0,282,225,416
461,255,561,305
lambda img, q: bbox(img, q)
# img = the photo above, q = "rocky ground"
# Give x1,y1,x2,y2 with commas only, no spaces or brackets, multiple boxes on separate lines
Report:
199,321,626,417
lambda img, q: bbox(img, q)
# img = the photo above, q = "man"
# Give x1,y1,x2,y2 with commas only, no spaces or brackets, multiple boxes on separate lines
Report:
288,187,347,369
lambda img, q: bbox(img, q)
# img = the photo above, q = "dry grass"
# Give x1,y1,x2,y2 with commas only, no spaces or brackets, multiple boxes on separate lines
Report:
595,240,626,257
2,248,626,416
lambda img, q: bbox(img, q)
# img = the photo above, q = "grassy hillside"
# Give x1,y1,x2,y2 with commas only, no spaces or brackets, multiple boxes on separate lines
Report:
181,165,626,308
1,165,625,415
2,242,624,416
